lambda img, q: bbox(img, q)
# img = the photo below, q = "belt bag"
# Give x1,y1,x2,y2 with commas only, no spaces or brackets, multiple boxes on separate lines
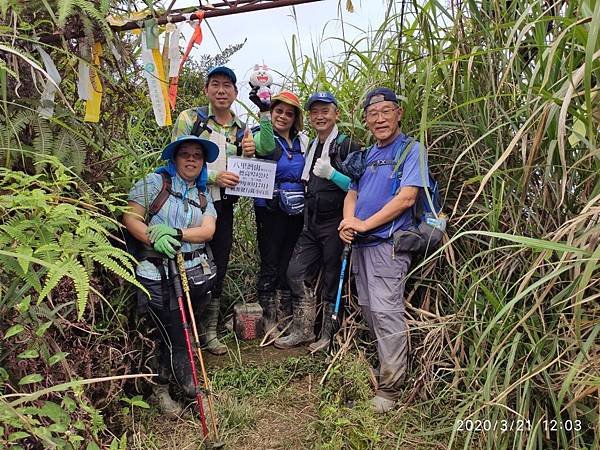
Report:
277,181,304,215
185,255,217,292
392,221,444,256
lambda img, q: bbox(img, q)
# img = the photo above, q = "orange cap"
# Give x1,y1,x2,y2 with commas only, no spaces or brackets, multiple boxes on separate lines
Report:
271,90,303,131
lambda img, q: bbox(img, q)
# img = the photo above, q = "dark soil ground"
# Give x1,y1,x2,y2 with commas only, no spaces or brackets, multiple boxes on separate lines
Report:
129,341,320,450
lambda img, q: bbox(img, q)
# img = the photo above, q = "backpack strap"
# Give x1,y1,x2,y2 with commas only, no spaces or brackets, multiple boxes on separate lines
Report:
328,133,349,171
148,172,172,219
233,126,246,156
147,172,208,221
392,137,416,176
191,106,212,137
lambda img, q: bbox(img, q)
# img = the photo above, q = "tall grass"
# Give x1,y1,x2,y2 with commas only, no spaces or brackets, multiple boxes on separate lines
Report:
288,1,599,448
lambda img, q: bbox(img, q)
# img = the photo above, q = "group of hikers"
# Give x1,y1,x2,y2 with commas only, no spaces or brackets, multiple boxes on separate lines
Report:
122,65,432,418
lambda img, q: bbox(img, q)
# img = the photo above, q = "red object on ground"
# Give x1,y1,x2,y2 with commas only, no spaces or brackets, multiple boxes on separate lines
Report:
234,303,263,340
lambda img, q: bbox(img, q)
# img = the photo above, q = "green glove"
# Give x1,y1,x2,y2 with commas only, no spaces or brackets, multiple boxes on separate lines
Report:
147,224,183,243
153,235,181,259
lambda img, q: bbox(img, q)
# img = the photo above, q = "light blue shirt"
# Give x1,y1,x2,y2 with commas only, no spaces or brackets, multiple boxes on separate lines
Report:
128,172,217,280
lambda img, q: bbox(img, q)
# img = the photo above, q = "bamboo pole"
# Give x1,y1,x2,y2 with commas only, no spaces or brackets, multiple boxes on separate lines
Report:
39,0,324,44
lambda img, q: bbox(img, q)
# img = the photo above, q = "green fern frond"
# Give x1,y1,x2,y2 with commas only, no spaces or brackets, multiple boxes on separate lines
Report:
29,303,54,322
10,109,36,143
21,268,44,293
38,257,90,320
69,259,90,320
75,0,112,41
75,225,111,245
52,128,70,162
0,221,31,244
31,117,54,169
87,245,137,273
57,0,76,27
68,140,86,174
88,252,140,289
98,0,110,15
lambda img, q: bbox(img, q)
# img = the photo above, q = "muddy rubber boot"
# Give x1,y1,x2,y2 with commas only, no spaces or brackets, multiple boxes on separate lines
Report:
152,383,183,418
259,290,278,335
308,302,334,352
277,290,293,331
201,298,228,355
370,395,396,414
273,288,316,349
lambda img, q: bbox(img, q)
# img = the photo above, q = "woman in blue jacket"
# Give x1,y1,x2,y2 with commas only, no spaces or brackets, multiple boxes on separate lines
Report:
245,90,307,334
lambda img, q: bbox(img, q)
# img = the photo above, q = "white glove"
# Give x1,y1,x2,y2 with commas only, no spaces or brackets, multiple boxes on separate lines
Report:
313,158,334,180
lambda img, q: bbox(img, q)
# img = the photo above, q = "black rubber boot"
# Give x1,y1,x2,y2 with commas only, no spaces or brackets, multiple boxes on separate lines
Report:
309,302,334,352
274,287,316,349
277,289,293,330
259,290,278,335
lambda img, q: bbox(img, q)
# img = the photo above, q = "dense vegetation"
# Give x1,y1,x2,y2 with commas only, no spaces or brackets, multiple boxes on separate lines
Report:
1,1,598,449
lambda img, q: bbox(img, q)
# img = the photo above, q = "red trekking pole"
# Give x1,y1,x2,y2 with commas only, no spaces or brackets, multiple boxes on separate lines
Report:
169,258,209,439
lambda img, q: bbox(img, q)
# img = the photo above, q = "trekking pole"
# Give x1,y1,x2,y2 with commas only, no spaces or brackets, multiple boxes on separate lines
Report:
327,244,351,355
168,258,210,440
176,253,223,447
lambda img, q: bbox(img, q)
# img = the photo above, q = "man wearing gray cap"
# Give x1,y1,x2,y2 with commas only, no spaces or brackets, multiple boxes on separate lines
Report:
338,87,431,413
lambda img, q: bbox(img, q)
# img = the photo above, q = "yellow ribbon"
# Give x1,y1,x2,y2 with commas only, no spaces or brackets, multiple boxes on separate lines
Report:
84,42,103,123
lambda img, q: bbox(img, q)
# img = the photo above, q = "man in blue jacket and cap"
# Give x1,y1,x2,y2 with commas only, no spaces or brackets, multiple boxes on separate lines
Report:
338,87,431,413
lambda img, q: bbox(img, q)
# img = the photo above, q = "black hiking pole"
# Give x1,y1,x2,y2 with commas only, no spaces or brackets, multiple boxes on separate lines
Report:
176,253,224,449
327,244,351,355
168,259,210,441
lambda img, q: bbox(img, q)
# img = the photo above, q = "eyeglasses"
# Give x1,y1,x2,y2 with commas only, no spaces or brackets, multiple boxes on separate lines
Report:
273,107,296,118
365,107,399,121
177,152,204,161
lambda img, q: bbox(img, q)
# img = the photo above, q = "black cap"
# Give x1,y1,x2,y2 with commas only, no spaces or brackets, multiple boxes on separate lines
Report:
363,87,399,109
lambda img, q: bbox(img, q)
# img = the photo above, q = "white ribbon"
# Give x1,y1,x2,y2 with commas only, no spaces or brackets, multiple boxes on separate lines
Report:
77,41,90,100
35,45,61,118
141,34,167,127
168,23,182,78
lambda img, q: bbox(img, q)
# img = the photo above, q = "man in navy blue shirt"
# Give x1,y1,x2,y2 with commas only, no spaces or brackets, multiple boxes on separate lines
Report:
338,87,430,413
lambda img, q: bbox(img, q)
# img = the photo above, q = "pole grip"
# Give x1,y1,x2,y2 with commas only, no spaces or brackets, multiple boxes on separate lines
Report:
169,258,183,298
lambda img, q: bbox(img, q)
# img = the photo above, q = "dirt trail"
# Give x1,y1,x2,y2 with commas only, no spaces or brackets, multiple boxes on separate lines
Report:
134,342,320,450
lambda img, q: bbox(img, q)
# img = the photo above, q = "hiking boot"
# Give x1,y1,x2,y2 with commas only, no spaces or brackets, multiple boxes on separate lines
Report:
370,395,396,414
200,297,228,355
274,288,316,349
259,290,278,335
308,302,334,352
152,383,183,418
277,290,293,330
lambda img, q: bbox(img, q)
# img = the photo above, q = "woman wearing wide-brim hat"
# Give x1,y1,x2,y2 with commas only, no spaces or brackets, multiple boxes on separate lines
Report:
243,89,308,336
123,135,219,418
